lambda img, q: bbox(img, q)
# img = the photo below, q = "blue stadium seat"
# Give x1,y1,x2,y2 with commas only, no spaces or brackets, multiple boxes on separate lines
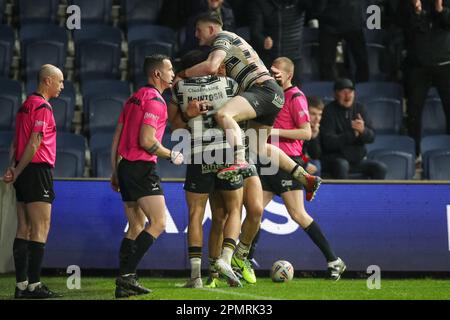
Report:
122,0,163,26
0,25,14,77
81,79,130,111
90,131,114,177
87,95,127,134
300,43,320,81
303,27,319,45
355,82,403,102
0,79,22,130
50,96,75,132
78,41,121,82
0,131,13,171
19,0,59,25
366,135,416,180
55,133,86,177
300,81,334,102
68,0,113,25
362,98,403,134
73,24,121,53
23,40,67,81
421,98,446,136
366,44,388,81
364,29,387,46
420,135,450,180
26,80,75,107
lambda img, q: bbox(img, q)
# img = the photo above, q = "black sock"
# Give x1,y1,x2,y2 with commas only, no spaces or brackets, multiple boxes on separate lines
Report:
223,238,236,251
122,231,155,276
304,221,337,262
27,241,45,284
247,229,261,261
13,238,29,283
188,246,202,260
119,238,135,275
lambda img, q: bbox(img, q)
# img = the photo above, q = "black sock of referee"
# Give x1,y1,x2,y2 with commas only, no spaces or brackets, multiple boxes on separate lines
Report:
13,238,29,284
122,231,155,276
119,238,135,275
27,241,46,285
304,221,337,262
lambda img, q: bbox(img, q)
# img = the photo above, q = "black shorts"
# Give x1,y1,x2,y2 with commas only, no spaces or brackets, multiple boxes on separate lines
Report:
184,164,243,193
14,163,55,204
257,156,304,196
117,159,163,202
241,79,285,126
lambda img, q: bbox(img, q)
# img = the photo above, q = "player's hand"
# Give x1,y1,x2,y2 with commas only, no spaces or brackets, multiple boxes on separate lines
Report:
306,163,318,175
270,66,283,83
412,0,422,13
186,99,209,118
110,172,120,192
170,150,184,165
435,0,443,12
311,123,320,138
3,167,15,184
264,36,273,50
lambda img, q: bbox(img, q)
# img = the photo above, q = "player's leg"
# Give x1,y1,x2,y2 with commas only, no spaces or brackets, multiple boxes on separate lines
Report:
26,201,58,297
205,191,228,288
13,202,30,298
281,190,346,280
232,175,263,284
215,187,244,287
248,120,322,201
118,202,146,278
184,191,209,288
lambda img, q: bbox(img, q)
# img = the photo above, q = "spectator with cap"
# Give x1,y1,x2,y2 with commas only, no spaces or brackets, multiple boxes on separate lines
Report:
320,78,387,179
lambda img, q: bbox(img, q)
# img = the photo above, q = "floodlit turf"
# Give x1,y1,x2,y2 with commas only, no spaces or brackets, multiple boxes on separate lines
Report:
0,275,449,300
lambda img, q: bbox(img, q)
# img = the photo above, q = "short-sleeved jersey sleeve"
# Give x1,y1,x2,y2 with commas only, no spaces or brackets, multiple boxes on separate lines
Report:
290,94,310,128
142,96,166,129
170,84,180,107
32,103,53,133
211,32,233,52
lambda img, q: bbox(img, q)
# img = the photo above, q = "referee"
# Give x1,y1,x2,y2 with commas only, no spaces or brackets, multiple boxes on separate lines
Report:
3,64,64,299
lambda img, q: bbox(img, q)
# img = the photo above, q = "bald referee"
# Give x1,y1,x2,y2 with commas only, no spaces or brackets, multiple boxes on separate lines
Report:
3,64,64,299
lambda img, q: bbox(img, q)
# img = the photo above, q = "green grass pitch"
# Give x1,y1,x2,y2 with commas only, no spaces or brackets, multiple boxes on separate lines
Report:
1,275,450,300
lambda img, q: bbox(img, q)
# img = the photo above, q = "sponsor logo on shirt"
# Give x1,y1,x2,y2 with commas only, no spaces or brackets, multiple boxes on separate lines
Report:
272,94,284,109
144,112,159,121
34,120,47,127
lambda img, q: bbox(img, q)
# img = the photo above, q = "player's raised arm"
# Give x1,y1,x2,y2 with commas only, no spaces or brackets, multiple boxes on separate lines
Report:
182,50,227,78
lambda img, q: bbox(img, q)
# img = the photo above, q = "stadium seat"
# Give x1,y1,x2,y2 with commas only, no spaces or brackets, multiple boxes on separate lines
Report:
421,98,446,136
300,81,334,102
303,27,319,45
77,41,121,82
420,135,450,180
90,131,114,177
362,98,403,134
68,0,113,25
122,0,164,26
366,44,388,81
72,24,121,54
0,79,22,130
364,29,387,46
300,43,320,81
26,80,75,107
366,135,416,180
355,82,403,102
23,40,67,81
81,79,130,110
0,25,14,77
18,0,59,25
50,96,75,132
55,132,86,177
87,95,127,135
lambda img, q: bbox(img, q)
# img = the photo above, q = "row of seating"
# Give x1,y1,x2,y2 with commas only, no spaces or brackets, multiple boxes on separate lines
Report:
1,131,449,180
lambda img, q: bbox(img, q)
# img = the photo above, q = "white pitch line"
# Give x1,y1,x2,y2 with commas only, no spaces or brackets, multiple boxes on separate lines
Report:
199,287,281,300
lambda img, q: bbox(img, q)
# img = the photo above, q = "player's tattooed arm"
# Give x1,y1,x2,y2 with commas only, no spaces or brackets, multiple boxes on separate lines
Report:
146,141,161,155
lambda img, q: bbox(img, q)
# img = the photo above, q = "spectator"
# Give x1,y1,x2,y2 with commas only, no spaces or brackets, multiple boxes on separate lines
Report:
179,0,236,56
302,96,324,175
398,0,450,154
320,78,387,179
317,0,370,82
249,0,321,85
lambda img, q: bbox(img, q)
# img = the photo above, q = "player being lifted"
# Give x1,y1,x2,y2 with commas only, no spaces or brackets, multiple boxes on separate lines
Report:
176,12,322,201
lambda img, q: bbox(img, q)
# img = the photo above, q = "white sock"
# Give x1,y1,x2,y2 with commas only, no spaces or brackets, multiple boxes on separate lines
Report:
27,282,41,292
221,247,234,265
235,241,250,259
16,281,28,291
190,258,201,279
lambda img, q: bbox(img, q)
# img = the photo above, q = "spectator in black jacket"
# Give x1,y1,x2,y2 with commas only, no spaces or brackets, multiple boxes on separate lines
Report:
249,0,322,85
320,78,387,179
399,0,450,154
179,0,236,56
317,0,369,82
